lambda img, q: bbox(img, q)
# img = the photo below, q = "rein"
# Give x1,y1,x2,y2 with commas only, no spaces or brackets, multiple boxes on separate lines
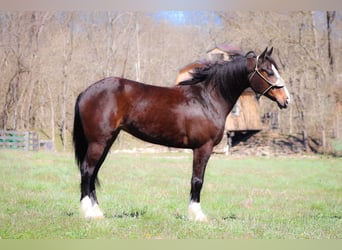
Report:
248,56,285,96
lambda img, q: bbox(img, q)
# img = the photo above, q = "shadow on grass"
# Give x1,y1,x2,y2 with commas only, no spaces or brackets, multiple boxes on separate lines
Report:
105,208,148,219
222,213,238,220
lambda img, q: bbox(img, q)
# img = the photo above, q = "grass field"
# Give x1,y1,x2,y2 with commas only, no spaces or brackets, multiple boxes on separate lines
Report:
0,150,341,239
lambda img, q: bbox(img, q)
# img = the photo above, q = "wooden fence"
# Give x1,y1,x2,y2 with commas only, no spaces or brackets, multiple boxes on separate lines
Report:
0,130,39,151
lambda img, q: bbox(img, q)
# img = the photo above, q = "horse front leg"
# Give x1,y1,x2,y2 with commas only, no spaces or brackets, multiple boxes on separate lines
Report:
188,142,213,222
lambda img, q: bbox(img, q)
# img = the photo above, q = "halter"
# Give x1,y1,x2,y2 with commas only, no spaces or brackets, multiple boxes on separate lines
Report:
248,56,285,96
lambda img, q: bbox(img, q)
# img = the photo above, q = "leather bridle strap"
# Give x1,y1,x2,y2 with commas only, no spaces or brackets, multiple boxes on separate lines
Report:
248,56,284,96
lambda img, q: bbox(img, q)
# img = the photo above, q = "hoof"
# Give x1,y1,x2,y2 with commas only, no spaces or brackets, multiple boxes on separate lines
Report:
91,204,105,219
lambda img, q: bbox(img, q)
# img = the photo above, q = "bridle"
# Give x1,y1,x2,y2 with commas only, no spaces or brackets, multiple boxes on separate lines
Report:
248,56,285,96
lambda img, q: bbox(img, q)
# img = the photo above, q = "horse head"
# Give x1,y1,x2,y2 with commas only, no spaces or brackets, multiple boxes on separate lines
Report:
247,47,290,109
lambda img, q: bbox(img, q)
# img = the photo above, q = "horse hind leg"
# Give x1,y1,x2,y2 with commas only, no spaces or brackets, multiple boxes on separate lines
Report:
80,134,117,219
80,142,106,219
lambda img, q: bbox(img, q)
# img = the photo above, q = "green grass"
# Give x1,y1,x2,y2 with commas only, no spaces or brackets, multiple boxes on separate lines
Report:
332,138,342,152
0,150,341,239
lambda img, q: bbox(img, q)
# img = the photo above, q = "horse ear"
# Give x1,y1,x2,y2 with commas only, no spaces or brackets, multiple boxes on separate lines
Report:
260,47,268,60
267,47,273,56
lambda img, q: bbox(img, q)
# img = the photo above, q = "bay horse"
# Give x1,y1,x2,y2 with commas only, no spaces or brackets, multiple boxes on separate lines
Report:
73,47,290,221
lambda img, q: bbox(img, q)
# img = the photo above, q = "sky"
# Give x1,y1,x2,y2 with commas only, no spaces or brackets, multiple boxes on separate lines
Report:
153,11,222,26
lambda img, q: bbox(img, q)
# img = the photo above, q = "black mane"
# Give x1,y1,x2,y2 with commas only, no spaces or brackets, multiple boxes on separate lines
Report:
178,53,251,101
178,53,249,86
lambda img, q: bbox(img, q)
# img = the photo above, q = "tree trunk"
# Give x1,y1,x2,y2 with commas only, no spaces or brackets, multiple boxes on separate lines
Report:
326,11,336,72
135,21,141,81
60,12,74,150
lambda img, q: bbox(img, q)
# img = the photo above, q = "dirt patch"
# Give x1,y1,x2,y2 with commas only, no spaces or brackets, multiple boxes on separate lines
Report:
227,131,323,157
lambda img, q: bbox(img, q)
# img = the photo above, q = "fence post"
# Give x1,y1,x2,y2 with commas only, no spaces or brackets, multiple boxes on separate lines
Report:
25,132,29,151
31,132,39,151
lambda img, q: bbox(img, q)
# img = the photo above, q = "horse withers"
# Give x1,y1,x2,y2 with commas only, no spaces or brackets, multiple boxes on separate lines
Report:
73,47,290,221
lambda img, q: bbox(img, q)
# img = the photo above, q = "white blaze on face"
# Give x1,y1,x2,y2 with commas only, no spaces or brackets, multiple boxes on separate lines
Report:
272,64,290,104
271,64,284,86
283,85,291,104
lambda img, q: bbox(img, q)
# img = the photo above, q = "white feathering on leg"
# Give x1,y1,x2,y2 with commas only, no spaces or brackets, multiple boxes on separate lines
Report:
80,196,93,218
91,203,104,219
188,201,208,222
80,196,104,219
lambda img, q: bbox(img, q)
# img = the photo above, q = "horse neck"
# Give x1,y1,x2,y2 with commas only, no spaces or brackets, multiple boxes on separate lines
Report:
211,65,250,114
226,80,249,110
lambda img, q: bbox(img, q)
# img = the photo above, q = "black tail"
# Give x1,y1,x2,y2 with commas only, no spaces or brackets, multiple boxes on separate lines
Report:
73,93,87,170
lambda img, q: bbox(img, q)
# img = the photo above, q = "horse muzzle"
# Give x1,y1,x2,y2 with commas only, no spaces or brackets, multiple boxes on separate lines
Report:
278,84,291,109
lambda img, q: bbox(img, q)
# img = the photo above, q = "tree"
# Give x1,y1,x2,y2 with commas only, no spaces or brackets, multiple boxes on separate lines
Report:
326,11,336,72
59,12,75,150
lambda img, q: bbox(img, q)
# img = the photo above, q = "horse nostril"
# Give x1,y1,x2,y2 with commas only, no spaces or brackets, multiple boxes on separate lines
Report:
286,97,290,105
283,100,289,108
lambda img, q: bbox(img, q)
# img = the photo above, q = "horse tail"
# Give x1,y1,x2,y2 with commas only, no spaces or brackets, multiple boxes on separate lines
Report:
73,93,87,171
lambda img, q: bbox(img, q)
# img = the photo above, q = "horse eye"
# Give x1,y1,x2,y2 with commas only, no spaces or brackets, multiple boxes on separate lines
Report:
264,69,274,76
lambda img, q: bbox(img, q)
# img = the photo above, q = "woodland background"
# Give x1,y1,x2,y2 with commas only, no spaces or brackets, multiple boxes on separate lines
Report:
0,11,341,152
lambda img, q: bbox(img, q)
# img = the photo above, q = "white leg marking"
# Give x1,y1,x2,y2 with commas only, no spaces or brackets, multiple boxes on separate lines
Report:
80,196,93,218
188,201,208,222
80,196,104,219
